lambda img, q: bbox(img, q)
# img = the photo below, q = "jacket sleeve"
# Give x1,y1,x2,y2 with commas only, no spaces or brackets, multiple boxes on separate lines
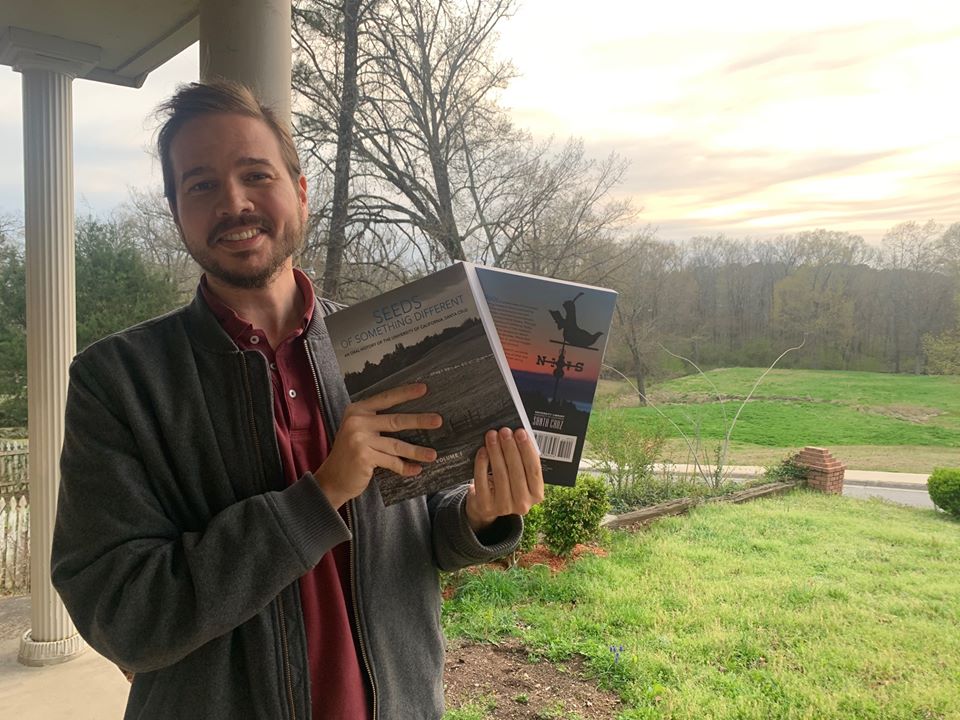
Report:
51,359,351,673
427,484,523,572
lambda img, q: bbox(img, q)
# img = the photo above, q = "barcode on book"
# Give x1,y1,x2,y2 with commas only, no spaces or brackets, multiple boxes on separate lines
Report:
533,431,577,463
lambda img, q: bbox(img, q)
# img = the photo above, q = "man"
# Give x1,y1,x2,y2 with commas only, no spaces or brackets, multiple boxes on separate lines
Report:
51,80,543,720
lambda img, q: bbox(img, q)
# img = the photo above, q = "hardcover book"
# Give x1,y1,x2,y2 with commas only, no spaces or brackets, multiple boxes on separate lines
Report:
473,265,617,486
324,262,536,505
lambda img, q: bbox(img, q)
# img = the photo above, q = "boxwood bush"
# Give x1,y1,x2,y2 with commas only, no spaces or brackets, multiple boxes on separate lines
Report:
928,467,960,518
517,502,543,555
540,473,609,556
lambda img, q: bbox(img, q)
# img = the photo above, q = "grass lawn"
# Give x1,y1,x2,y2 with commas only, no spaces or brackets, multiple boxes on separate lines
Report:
591,369,960,473
443,492,960,719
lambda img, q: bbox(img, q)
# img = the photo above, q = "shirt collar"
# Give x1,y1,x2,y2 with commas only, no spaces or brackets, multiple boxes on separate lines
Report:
199,269,316,348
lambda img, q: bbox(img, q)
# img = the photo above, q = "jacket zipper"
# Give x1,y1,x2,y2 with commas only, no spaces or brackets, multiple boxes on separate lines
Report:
346,501,378,719
240,352,297,720
304,342,379,719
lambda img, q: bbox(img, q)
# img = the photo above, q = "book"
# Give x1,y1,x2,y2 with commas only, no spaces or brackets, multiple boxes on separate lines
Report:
473,265,617,487
324,262,536,505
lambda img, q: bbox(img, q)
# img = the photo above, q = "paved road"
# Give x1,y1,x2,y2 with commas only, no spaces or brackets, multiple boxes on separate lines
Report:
842,484,934,509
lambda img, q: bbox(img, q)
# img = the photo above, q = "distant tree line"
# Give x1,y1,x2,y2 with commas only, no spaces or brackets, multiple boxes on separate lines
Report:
606,222,960,401
343,317,482,394
2,210,956,427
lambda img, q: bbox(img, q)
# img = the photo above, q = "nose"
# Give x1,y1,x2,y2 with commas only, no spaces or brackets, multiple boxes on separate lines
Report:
215,177,254,216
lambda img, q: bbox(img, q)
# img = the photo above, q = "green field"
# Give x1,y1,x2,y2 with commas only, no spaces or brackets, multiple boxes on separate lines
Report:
591,369,960,473
443,492,960,719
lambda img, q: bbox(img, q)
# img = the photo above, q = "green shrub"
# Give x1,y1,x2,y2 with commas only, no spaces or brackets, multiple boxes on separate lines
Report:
517,503,543,555
587,410,669,512
540,473,609,556
763,454,807,483
928,467,960,518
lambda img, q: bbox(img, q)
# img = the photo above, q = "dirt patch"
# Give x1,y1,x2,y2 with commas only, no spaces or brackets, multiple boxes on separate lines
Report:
863,404,943,423
444,637,621,719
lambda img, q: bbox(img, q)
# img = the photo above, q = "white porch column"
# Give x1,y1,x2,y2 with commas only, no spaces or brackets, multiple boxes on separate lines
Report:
19,67,83,667
199,0,293,127
1,30,98,667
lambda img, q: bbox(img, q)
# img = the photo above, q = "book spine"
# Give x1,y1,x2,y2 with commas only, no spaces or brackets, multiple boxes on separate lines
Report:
461,262,540,454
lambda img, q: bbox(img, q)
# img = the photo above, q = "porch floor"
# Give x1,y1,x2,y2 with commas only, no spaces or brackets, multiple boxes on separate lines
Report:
0,594,128,718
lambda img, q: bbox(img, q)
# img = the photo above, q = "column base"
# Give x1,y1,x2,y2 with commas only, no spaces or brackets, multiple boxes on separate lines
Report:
17,629,86,666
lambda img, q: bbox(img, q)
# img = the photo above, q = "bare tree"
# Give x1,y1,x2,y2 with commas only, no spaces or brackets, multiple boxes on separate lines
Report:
882,220,942,273
882,220,947,372
294,0,635,298
295,0,518,263
608,234,687,403
935,221,960,278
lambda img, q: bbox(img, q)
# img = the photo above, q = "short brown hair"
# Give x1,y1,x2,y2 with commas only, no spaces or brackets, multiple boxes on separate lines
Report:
156,80,302,213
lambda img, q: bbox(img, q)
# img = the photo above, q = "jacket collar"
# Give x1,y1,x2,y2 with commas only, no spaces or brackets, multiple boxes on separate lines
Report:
183,281,337,355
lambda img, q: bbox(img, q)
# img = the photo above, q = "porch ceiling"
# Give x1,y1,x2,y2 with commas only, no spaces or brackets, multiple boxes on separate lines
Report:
0,0,199,87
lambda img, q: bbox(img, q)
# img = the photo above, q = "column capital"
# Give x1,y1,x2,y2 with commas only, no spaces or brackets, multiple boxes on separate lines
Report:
0,26,101,78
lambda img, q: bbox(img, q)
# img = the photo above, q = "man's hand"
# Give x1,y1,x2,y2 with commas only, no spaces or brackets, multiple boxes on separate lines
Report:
313,383,442,510
465,427,544,532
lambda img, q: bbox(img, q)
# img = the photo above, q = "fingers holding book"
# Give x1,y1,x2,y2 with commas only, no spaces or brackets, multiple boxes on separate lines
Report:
313,383,443,509
465,427,544,532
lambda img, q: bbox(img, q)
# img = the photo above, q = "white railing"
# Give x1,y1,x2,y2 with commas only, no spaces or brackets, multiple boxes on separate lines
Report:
1,440,30,593
0,493,30,594
0,440,29,497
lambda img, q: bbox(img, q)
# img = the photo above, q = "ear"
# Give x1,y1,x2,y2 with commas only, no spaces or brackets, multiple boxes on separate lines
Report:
298,175,308,223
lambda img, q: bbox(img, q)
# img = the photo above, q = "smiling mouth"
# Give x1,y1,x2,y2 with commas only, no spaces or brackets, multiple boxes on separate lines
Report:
219,228,262,242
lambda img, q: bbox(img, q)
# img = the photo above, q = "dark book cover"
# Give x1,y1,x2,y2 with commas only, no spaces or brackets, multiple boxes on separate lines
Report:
473,265,617,486
325,262,534,505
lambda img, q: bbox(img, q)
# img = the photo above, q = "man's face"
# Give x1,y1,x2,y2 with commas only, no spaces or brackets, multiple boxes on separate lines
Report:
169,113,308,289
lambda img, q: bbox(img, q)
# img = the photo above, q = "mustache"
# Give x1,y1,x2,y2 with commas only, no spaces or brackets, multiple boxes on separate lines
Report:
208,214,275,245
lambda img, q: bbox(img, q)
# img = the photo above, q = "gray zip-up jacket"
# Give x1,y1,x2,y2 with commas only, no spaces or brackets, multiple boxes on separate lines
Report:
51,289,522,720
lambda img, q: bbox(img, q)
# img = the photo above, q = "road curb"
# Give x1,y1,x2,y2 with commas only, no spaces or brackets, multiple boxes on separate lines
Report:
842,479,928,491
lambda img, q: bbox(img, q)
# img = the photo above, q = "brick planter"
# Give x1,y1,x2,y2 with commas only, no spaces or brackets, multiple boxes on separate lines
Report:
795,446,845,494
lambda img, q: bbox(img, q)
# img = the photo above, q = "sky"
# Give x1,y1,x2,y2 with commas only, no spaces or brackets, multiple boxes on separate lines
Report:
1,0,958,244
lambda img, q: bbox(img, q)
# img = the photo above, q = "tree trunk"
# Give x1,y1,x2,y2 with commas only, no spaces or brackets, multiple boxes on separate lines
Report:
634,369,647,406
428,144,465,262
322,0,361,299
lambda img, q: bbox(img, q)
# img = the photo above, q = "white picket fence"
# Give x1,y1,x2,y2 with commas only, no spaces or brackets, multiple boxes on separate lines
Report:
1,440,29,495
0,494,30,593
1,440,30,594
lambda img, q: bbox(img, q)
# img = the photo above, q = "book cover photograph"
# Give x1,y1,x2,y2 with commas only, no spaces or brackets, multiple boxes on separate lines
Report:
324,262,534,505
473,266,617,486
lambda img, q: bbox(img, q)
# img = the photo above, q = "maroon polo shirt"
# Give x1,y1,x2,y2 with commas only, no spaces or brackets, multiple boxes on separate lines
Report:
201,271,371,720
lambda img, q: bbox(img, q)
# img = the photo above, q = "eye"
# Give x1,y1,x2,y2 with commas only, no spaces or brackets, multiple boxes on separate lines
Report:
246,171,272,183
186,180,215,193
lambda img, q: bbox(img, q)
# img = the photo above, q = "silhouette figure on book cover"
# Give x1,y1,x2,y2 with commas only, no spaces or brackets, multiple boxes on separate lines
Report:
548,292,604,349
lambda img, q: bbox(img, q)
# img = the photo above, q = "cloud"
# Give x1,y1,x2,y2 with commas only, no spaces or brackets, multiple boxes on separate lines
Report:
581,135,903,201
573,132,957,244
720,22,901,76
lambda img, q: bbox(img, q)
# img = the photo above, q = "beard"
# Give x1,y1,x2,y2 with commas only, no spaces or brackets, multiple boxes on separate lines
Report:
183,212,303,290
